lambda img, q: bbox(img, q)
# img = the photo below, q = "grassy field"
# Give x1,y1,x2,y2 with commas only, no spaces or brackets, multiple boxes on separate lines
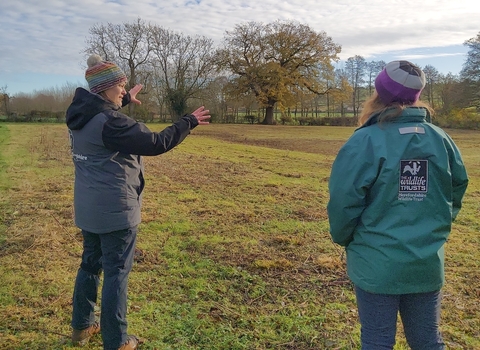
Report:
0,123,478,350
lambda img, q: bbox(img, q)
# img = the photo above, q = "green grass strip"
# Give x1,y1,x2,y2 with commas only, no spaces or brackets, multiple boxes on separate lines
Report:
0,124,11,243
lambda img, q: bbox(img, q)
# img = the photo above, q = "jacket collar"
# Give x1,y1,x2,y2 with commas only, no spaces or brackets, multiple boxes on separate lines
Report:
357,107,431,130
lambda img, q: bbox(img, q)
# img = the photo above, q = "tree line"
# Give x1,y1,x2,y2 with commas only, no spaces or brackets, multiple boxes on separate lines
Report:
1,18,479,128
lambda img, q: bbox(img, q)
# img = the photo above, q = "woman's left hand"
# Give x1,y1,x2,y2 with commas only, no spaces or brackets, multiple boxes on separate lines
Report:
129,84,143,105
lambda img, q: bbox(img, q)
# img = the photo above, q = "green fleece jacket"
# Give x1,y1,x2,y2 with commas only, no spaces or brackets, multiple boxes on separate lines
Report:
327,107,468,294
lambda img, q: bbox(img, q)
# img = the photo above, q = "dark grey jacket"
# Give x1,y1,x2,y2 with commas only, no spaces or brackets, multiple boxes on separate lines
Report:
66,88,198,233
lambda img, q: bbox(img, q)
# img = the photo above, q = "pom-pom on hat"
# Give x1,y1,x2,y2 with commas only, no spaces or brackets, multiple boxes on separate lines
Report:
85,54,127,94
375,60,426,105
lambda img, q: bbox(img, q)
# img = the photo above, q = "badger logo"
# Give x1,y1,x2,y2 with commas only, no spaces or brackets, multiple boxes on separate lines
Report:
403,161,421,176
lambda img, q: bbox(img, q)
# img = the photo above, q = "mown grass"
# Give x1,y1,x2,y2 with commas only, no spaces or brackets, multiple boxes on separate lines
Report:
0,123,478,350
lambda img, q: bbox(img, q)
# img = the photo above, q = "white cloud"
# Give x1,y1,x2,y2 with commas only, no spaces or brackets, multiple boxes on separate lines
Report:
1,0,479,93
399,52,467,60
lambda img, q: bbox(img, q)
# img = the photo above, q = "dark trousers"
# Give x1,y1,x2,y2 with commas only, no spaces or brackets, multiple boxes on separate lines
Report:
355,286,445,350
71,227,137,350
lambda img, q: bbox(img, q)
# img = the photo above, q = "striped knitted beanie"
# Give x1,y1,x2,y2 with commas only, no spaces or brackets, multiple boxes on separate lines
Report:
375,60,426,105
85,54,127,94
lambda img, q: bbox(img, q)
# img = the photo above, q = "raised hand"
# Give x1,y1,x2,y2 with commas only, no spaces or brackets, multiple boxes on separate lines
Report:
191,106,211,125
128,84,143,105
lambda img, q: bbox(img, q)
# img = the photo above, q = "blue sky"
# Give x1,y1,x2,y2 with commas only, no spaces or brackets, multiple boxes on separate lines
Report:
1,0,478,96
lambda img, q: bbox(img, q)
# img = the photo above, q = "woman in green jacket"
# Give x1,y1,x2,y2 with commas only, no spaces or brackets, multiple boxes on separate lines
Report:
327,61,468,349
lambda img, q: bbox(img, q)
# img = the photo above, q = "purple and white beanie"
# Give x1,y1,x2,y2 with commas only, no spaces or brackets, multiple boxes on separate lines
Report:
375,60,426,105
85,54,127,94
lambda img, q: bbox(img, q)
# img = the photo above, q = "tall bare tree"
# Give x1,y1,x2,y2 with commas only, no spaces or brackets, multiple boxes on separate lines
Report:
423,65,440,109
345,55,367,117
149,25,217,121
366,60,385,95
437,73,471,115
460,32,480,108
332,69,353,117
199,76,229,123
85,17,153,114
217,20,341,124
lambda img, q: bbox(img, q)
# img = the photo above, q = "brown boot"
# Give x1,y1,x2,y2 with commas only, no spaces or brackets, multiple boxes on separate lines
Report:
118,335,143,350
71,321,101,346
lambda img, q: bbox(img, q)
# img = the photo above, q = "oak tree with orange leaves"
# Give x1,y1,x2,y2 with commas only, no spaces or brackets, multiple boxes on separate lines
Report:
217,20,341,124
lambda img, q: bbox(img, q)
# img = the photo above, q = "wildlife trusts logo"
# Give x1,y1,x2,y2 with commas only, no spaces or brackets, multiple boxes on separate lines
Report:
403,161,421,176
399,160,428,201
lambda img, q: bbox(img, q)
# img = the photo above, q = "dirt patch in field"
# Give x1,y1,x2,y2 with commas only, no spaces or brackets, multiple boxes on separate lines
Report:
194,128,346,156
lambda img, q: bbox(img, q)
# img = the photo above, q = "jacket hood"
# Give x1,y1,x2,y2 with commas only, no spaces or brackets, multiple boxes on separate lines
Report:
66,88,119,130
358,106,431,130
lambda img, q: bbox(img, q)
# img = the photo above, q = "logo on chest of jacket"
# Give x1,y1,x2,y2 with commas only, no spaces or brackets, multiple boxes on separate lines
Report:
398,160,428,201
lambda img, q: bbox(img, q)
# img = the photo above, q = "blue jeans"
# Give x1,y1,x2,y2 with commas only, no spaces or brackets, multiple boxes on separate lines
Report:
355,286,445,350
71,227,137,350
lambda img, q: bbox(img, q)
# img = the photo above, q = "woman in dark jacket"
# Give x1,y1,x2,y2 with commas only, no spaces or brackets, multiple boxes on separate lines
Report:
66,54,210,350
